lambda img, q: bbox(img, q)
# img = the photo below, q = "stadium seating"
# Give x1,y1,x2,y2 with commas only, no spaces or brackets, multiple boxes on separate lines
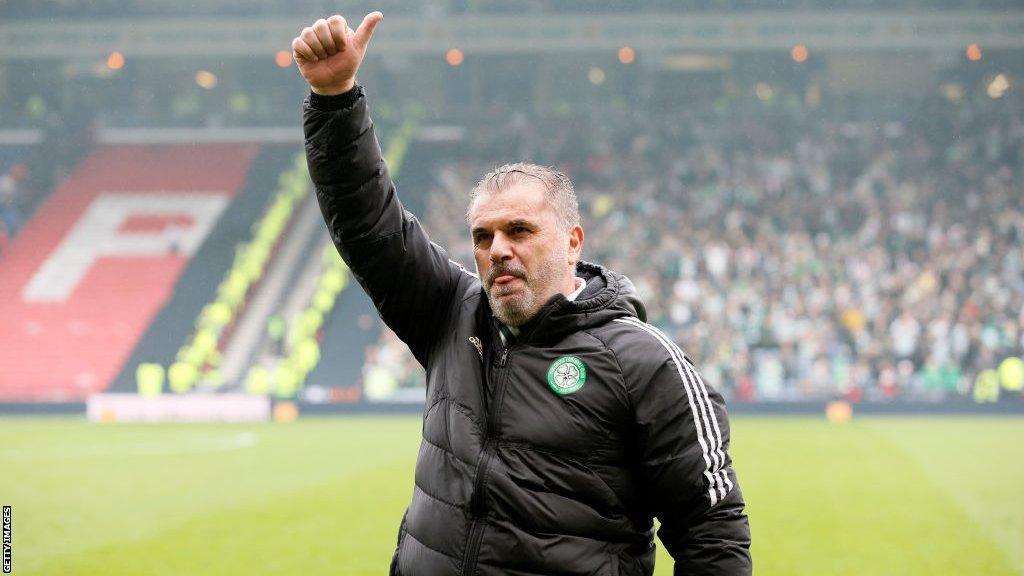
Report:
0,143,257,401
110,145,297,392
164,152,313,393
359,93,1024,404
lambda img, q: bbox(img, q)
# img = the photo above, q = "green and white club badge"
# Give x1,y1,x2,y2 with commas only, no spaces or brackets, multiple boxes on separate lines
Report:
546,356,587,395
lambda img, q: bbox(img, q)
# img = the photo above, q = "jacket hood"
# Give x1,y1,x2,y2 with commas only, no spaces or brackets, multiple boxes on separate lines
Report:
501,260,647,345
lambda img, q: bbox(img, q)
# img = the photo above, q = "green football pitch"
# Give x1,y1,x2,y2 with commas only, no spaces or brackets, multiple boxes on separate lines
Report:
1,415,1021,575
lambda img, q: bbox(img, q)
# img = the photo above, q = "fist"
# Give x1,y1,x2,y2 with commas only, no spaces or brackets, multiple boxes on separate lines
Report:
292,12,383,96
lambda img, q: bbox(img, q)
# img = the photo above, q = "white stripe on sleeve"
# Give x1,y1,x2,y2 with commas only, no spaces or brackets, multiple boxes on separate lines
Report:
615,317,731,504
682,358,734,492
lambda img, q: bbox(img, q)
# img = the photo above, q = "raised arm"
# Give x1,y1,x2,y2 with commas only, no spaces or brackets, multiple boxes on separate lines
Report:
294,13,468,364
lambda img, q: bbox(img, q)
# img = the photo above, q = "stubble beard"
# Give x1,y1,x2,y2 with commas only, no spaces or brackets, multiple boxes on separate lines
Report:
485,254,566,328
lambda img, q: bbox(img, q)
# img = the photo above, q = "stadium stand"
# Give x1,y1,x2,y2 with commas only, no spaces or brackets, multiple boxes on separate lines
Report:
361,90,1024,404
159,151,316,394
0,3,1019,409
111,145,295,394
0,143,257,401
117,146,358,400
241,243,350,399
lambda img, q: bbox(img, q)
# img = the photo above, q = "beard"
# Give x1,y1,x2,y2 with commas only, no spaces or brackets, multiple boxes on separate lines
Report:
483,254,566,327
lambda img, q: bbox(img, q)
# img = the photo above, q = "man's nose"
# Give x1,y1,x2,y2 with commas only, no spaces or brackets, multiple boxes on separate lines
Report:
489,231,514,261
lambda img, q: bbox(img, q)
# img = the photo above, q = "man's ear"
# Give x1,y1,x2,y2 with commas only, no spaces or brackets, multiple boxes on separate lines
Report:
567,225,584,264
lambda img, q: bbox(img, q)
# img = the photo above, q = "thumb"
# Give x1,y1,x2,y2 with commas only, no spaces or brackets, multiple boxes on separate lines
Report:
354,11,383,50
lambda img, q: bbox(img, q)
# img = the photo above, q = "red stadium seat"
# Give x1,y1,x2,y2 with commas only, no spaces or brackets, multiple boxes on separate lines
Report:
0,144,257,401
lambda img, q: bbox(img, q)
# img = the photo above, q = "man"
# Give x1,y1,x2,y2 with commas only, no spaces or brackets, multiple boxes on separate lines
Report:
293,12,751,576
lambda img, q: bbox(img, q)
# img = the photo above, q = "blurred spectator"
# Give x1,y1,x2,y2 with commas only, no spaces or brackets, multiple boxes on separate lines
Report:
0,168,24,238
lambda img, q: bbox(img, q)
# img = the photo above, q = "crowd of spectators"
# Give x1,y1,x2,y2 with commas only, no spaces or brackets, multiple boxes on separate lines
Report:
364,90,1023,403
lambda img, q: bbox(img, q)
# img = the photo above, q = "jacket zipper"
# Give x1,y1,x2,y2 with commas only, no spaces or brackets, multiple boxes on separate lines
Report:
461,345,511,576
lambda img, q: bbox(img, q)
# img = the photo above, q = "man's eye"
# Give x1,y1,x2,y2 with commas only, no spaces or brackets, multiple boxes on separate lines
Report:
474,234,491,246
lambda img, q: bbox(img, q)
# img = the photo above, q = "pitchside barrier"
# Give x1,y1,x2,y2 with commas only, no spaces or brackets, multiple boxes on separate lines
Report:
86,393,270,423
1,395,1021,418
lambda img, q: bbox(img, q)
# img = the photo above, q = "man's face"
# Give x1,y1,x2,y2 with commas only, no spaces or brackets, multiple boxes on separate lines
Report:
469,182,583,327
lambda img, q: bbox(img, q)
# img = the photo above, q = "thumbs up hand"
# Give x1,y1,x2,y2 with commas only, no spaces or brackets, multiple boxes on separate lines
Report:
292,12,383,96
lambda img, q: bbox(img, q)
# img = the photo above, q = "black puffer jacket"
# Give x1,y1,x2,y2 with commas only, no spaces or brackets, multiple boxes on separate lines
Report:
304,87,751,576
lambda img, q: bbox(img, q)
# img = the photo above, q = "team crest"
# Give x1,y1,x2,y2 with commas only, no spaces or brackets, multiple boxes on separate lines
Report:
546,356,587,395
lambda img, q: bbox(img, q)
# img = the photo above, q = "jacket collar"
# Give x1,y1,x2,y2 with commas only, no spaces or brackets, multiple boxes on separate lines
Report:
483,261,647,346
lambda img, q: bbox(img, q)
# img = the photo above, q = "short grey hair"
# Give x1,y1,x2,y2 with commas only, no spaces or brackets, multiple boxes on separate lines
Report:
467,162,581,229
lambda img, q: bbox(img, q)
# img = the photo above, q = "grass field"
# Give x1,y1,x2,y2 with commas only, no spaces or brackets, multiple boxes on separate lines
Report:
1,415,1021,575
